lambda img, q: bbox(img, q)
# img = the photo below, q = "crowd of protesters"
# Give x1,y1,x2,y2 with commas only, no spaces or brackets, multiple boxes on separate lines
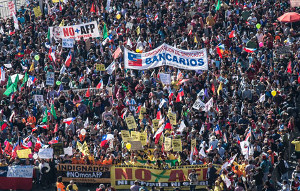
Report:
0,0,300,190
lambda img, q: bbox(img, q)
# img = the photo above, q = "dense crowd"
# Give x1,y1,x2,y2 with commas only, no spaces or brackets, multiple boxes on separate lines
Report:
0,0,300,190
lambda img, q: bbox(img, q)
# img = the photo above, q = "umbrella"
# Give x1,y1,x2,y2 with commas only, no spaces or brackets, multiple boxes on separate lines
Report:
277,12,300,22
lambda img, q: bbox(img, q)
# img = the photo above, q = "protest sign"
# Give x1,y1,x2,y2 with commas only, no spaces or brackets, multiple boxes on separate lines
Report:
62,39,75,48
124,43,208,70
57,164,110,183
172,139,182,152
96,64,105,71
38,148,53,159
46,72,54,86
152,119,159,131
53,143,64,156
193,99,205,110
63,147,73,156
159,73,171,85
164,137,172,151
0,165,33,190
139,132,147,146
121,130,130,142
17,149,32,158
111,165,221,190
34,95,44,103
33,6,42,17
128,141,143,150
168,112,177,125
130,131,140,141
125,116,137,129
7,165,33,178
49,21,100,41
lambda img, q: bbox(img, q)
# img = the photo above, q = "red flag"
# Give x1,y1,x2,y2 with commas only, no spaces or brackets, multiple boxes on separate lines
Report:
211,83,215,93
229,30,235,38
287,61,292,74
85,88,90,97
34,138,42,152
1,122,8,131
48,47,53,61
90,3,95,13
188,29,192,36
4,142,13,156
136,105,142,114
193,147,198,155
54,124,58,133
112,46,122,60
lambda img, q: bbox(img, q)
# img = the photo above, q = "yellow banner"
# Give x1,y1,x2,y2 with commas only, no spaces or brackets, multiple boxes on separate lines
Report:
131,131,140,141
126,116,137,129
121,130,130,142
17,149,31,158
172,139,182,152
33,6,42,17
111,165,220,190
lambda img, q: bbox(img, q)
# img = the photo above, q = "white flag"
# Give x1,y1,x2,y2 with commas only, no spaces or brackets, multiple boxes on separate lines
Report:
259,94,265,102
84,118,89,128
221,154,237,170
204,98,213,112
199,147,207,157
86,67,91,74
106,61,115,75
60,64,66,74
127,38,132,48
12,12,19,30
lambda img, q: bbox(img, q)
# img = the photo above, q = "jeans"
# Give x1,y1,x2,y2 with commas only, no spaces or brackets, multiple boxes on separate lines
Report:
190,185,196,191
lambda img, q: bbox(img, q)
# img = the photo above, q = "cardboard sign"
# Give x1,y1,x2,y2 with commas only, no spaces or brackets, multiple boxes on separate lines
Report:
159,73,171,85
33,6,42,17
191,139,196,151
17,149,31,158
46,72,55,86
139,132,147,146
152,119,159,131
63,147,73,156
130,131,140,141
128,141,143,150
53,143,64,156
168,112,177,125
121,130,130,142
38,148,53,159
125,116,137,129
172,139,182,152
193,99,205,110
96,64,105,71
164,137,172,151
34,95,44,103
62,39,75,48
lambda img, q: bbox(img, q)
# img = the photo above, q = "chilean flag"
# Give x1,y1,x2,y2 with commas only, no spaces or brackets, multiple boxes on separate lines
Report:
39,124,48,129
154,13,158,21
27,75,37,86
96,79,103,89
243,47,256,53
214,125,222,136
63,117,75,125
229,30,236,38
237,136,241,144
156,108,161,119
121,110,127,119
176,88,184,102
177,69,183,81
65,51,72,67
245,128,251,142
94,122,100,130
48,137,59,144
154,124,164,144
168,88,174,103
100,134,114,147
164,119,172,130
34,137,42,152
79,75,84,82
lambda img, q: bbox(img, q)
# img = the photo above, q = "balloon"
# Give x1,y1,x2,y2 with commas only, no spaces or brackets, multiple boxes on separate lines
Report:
271,90,276,97
33,153,38,159
126,143,131,150
259,42,263,47
34,55,40,61
136,49,140,53
81,129,86,135
256,24,261,29
56,81,61,85
116,14,121,20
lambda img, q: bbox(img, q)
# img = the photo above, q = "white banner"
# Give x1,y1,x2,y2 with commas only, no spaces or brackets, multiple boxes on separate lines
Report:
63,147,73,156
193,99,205,110
7,165,33,178
38,148,53,159
159,73,171,85
124,43,208,70
49,21,100,41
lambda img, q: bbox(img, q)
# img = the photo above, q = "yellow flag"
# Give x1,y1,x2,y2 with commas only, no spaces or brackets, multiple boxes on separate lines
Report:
29,62,34,72
82,141,90,155
136,26,140,35
59,19,65,26
194,36,198,43
76,141,82,151
217,82,222,96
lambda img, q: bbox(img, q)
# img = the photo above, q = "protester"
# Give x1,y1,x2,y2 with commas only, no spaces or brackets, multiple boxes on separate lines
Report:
0,0,299,191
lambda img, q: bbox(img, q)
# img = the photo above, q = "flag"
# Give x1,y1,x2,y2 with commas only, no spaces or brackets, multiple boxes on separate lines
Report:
94,122,100,130
42,108,47,123
11,143,20,158
51,104,57,119
4,84,16,96
287,61,292,74
216,43,225,58
54,124,59,133
164,119,172,130
223,133,228,143
1,122,8,131
26,75,37,87
237,136,241,144
4,141,13,156
214,125,222,136
194,36,198,43
245,128,251,142
29,62,34,72
121,110,127,119
100,134,114,147
12,12,19,30
103,23,108,39
148,38,152,48
168,88,174,103
156,108,161,119
0,67,5,82
96,79,103,89
136,104,142,114
154,13,158,21
243,47,256,53
63,117,75,125
39,125,48,129
199,147,207,157
59,19,65,26
48,137,59,144
159,99,166,108
211,83,215,93
215,0,221,11
177,69,183,81
20,72,28,88
127,38,132,48
221,154,237,170
154,124,164,144
206,145,213,153
34,137,42,152
48,47,56,62
85,88,90,97
84,118,89,128
259,94,265,102
136,26,140,35
176,88,184,102
217,82,222,96
65,51,72,67
188,29,192,36
112,46,122,60
177,120,186,134
229,30,235,38
90,3,95,12
106,61,115,75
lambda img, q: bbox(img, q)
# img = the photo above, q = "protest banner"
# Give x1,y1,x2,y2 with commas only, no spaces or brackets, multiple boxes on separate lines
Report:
164,137,172,151
128,141,143,150
130,131,140,141
0,165,33,190
172,139,182,152
139,132,147,146
46,72,55,86
62,39,75,48
96,64,105,71
38,148,53,159
124,43,208,70
53,143,64,156
17,149,31,158
49,21,100,41
168,112,177,125
152,119,159,131
57,164,110,183
63,147,73,156
121,130,131,142
125,116,137,129
159,73,171,85
8,1,16,17
111,165,220,190
33,95,44,103
33,6,42,17
137,159,178,166
193,99,205,110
